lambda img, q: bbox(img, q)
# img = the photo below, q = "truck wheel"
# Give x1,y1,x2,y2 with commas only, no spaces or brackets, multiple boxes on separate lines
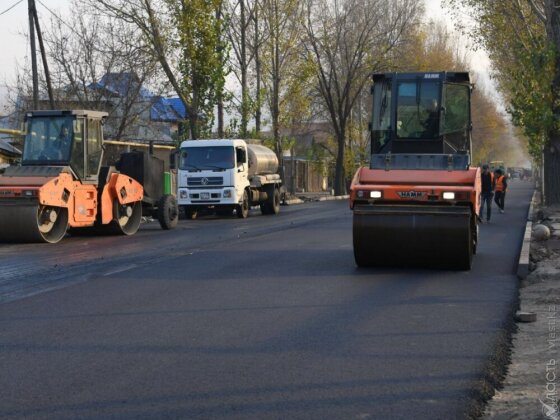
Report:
269,187,280,215
237,190,249,219
158,194,178,230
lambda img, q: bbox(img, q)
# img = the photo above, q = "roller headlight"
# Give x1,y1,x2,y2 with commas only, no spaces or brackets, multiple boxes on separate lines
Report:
370,190,382,199
443,192,455,200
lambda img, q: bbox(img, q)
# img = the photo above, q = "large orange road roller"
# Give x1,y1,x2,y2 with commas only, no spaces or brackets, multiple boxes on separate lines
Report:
0,110,143,243
350,72,481,269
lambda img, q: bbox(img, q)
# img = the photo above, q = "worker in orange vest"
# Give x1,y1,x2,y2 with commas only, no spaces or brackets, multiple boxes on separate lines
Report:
494,168,508,214
479,164,495,223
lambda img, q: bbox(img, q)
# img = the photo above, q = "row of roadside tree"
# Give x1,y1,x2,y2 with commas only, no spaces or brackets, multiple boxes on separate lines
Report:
5,0,528,195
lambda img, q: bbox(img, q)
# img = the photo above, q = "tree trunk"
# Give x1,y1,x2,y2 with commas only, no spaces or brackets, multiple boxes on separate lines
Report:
545,0,560,204
334,132,346,195
240,0,248,138
543,139,560,204
254,4,261,134
217,4,224,138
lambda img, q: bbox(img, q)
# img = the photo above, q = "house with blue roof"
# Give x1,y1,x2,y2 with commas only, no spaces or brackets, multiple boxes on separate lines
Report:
87,72,187,144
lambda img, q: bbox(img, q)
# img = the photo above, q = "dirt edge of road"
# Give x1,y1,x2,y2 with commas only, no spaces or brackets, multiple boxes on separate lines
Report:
482,193,560,419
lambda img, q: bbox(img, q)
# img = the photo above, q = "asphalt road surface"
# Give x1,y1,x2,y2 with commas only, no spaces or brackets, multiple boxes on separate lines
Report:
0,181,534,419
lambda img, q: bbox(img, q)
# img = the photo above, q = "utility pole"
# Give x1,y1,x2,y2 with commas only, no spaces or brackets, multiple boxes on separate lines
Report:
28,0,55,110
28,0,38,109
32,2,55,109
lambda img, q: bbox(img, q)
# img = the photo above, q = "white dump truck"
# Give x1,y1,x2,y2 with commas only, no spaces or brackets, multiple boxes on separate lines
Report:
177,139,283,218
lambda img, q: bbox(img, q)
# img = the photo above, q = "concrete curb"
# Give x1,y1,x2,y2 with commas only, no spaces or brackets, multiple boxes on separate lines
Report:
283,198,305,205
516,190,537,279
318,194,349,201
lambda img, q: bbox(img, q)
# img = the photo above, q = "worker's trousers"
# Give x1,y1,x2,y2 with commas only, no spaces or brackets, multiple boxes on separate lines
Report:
494,191,505,210
480,192,493,221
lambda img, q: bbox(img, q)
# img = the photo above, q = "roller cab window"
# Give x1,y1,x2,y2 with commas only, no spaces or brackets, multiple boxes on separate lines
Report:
371,79,392,152
22,116,75,164
396,81,440,140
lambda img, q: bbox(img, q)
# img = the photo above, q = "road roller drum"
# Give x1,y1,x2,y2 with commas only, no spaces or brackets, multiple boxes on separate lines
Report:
353,205,474,269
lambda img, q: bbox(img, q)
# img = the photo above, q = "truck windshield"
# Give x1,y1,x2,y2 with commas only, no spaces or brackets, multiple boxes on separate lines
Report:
179,146,235,171
396,81,439,139
22,116,75,164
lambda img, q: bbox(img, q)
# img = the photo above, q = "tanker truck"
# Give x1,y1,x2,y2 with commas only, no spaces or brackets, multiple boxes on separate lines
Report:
177,139,283,219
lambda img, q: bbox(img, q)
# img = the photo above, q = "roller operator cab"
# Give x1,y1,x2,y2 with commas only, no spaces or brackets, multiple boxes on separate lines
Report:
177,139,283,219
0,110,144,243
350,72,481,269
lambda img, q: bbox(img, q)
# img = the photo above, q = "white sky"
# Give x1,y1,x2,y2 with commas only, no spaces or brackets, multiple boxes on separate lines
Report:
0,0,68,111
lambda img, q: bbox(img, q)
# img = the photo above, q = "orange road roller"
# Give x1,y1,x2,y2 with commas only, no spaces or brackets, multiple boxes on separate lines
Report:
0,110,144,243
350,72,481,269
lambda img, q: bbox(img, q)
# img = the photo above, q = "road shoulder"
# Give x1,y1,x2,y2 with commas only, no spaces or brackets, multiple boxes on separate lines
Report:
484,199,560,419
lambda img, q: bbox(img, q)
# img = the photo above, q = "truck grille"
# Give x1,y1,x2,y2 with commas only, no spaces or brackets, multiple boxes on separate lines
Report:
187,176,223,186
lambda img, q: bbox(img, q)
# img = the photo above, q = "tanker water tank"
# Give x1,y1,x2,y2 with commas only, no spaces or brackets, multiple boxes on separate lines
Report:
247,144,278,176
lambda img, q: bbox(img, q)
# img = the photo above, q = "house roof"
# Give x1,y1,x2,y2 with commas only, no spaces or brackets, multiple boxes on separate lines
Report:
167,97,187,119
150,97,187,122
89,72,153,99
90,72,187,123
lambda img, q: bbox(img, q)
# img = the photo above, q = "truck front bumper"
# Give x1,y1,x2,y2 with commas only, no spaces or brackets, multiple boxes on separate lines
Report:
177,187,239,206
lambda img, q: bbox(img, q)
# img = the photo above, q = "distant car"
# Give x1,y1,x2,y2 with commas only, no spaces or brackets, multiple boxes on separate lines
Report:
512,172,520,179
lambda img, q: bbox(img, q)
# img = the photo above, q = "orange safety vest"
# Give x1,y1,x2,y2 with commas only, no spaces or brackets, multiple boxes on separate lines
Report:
495,175,505,192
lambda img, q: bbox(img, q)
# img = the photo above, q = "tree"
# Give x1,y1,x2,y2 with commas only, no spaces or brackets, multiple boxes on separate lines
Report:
168,0,226,139
445,0,560,203
226,0,258,138
260,0,312,161
10,0,163,141
302,0,423,195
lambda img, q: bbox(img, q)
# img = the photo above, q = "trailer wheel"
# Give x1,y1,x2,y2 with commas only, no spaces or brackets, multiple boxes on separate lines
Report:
158,194,178,230
237,190,249,218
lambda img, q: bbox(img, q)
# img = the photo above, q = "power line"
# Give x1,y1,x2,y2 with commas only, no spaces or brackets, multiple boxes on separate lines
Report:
0,0,24,16
35,0,76,35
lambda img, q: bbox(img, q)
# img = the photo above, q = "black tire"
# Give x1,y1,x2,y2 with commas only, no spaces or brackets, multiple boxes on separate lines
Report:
158,194,178,230
269,187,280,215
237,190,249,219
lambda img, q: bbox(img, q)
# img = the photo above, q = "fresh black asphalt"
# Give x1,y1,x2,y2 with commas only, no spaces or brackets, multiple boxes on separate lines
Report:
0,182,534,419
